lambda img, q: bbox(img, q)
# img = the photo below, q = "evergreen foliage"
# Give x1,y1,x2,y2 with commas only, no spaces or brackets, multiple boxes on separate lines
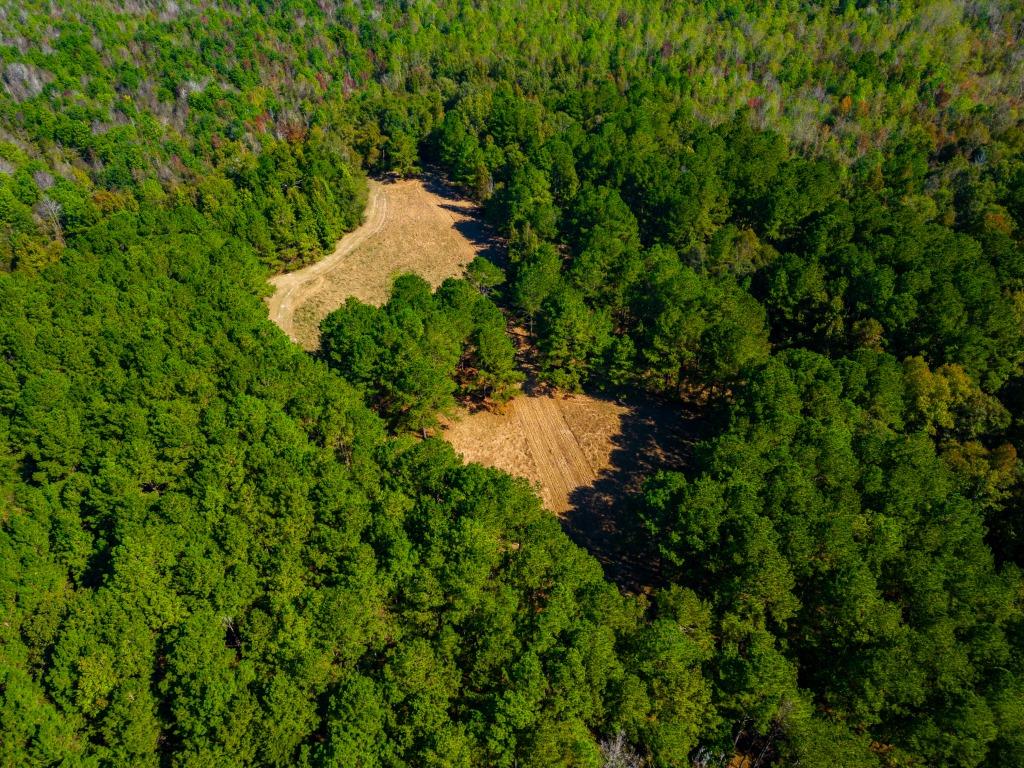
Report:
1,1,1024,766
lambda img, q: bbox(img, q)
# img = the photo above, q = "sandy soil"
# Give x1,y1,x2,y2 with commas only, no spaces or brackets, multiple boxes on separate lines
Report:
442,392,629,514
266,176,487,350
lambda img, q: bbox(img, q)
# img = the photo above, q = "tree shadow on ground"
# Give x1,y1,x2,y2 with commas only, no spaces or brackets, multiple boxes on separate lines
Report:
563,392,717,594
411,170,703,593
439,202,507,268
417,172,506,267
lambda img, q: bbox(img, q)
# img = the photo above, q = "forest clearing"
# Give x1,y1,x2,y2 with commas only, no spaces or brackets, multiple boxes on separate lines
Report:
266,175,485,349
442,387,697,590
9,2,1024,764
441,390,629,514
269,171,676,527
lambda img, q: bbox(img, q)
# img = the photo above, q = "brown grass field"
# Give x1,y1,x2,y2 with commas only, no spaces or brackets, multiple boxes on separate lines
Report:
442,392,630,515
443,386,700,590
266,175,489,350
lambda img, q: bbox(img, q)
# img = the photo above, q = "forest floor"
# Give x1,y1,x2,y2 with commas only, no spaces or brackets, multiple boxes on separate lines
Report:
266,174,496,349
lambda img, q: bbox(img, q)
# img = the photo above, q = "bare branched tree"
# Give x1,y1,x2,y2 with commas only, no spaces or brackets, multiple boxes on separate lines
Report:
600,731,644,768
32,170,54,190
691,746,731,768
36,196,64,244
1,62,52,102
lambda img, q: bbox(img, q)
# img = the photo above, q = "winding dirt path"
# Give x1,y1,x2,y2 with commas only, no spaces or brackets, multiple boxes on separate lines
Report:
266,181,388,347
266,176,487,350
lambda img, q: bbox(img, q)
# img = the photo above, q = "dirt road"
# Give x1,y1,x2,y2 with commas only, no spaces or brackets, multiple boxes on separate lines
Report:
267,181,388,346
266,176,488,350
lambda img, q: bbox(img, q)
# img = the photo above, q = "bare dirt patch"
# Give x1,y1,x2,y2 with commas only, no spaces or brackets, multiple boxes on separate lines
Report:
443,387,707,591
442,391,629,515
266,172,709,591
267,175,493,350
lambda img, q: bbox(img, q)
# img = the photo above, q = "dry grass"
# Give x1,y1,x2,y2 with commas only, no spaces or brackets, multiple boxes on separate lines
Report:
267,175,486,350
443,385,702,591
441,392,629,514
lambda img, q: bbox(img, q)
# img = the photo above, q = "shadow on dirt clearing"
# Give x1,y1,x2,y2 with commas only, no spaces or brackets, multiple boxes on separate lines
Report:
563,393,716,594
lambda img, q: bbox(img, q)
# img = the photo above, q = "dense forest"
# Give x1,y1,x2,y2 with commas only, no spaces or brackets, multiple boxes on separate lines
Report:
2,1,1023,767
